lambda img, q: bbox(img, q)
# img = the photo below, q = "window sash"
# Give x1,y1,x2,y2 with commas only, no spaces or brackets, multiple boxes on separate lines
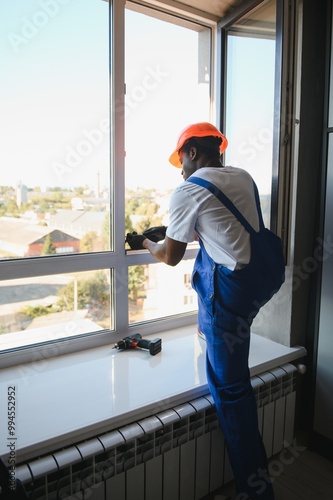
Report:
218,0,287,242
0,0,211,363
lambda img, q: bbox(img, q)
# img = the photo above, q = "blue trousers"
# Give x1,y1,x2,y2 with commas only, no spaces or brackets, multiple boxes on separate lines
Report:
193,243,275,500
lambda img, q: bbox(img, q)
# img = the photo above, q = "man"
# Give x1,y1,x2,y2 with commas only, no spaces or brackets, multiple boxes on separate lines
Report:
141,122,283,499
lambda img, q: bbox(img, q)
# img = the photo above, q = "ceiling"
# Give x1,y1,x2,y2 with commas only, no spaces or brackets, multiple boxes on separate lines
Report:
173,0,244,19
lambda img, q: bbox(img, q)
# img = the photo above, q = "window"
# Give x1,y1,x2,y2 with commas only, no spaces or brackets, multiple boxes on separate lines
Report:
184,274,192,288
128,261,196,324
0,0,214,361
221,0,277,228
0,270,111,350
124,7,213,326
1,1,111,258
0,0,111,355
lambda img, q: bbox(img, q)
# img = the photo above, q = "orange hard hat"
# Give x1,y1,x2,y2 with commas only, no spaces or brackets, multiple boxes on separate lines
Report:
169,122,228,168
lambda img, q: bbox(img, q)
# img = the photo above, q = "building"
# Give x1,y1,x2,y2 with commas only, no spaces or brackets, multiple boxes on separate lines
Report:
48,209,107,238
0,219,80,257
16,182,28,208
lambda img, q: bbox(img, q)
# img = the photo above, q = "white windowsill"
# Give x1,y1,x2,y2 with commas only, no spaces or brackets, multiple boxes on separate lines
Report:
0,326,306,464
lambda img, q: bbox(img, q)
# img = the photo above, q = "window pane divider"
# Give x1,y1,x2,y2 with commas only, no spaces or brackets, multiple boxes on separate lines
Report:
0,253,117,280
125,247,198,266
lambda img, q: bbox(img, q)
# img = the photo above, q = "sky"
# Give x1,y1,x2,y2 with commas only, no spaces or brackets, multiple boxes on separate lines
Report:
224,35,275,194
0,1,209,192
1,0,110,190
124,9,211,191
0,1,275,195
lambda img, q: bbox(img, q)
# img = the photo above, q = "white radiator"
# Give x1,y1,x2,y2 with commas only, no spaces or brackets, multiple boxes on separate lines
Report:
15,363,297,499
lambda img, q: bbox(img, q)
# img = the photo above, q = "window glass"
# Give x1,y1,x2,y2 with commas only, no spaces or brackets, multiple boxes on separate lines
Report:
124,9,212,324
0,0,110,259
129,260,196,324
124,8,211,235
224,0,276,227
0,270,112,351
0,2,213,355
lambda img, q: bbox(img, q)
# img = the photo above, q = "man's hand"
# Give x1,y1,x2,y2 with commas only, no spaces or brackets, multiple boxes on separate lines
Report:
126,226,167,250
143,225,167,242
125,232,147,250
126,228,186,267
143,235,187,266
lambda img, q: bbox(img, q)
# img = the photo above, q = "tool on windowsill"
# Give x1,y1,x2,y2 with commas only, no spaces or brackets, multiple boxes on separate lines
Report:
113,333,162,356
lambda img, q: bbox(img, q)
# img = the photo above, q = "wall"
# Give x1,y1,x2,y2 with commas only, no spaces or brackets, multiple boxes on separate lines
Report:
312,0,333,455
290,0,327,348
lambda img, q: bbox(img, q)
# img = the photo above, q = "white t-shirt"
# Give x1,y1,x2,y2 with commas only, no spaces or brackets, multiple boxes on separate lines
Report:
166,166,260,270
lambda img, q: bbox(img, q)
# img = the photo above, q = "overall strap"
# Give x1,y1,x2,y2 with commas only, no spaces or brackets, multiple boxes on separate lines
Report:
187,176,264,234
251,179,265,230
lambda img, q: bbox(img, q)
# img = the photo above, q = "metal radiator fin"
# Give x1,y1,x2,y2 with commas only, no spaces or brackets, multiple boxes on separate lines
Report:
15,363,297,499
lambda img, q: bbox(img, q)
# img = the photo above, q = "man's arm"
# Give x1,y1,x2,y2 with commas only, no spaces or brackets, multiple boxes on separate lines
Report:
143,235,187,267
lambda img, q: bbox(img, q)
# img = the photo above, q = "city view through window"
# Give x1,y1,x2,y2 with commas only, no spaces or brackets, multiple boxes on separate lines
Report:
0,3,210,348
0,1,276,350
124,8,211,324
1,0,112,348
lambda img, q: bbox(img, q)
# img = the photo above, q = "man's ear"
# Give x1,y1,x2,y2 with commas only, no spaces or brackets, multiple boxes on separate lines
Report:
189,146,198,160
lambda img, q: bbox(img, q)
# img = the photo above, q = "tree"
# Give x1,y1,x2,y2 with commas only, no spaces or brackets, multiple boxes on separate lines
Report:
41,234,56,256
74,186,85,196
56,272,109,313
38,199,52,213
124,190,163,302
125,212,133,234
0,186,14,196
125,197,140,214
125,191,163,234
128,266,146,301
81,231,98,252
6,199,19,216
102,212,111,250
18,201,34,213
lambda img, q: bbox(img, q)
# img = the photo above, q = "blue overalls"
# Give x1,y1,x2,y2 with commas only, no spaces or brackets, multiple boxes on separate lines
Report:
188,176,284,500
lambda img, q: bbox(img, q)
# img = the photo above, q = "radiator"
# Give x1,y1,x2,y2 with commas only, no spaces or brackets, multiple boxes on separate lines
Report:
15,363,297,500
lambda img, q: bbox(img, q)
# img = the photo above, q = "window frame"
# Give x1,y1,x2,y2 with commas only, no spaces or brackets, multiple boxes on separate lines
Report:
217,0,295,259
0,0,297,368
0,0,219,368
113,0,218,334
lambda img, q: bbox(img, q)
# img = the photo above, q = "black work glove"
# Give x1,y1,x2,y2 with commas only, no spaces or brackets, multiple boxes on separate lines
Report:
142,225,167,243
125,232,146,250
